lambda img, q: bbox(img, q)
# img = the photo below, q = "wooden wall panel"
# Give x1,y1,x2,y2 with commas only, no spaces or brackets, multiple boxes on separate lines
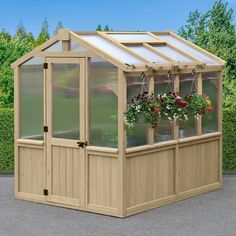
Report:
88,155,118,209
126,149,175,208
51,146,81,200
18,147,44,195
179,139,219,193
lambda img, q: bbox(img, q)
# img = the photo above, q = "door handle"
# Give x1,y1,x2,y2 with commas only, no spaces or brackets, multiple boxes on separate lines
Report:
77,141,87,148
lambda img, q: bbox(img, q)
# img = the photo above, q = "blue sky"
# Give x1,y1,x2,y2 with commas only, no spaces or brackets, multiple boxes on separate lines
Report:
0,0,235,36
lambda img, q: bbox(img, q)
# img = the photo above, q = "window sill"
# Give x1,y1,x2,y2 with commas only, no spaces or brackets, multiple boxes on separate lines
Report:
16,139,44,146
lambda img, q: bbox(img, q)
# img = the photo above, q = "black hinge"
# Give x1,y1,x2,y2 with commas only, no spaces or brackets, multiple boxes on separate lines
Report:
43,189,48,196
43,63,48,69
77,141,88,148
43,126,48,132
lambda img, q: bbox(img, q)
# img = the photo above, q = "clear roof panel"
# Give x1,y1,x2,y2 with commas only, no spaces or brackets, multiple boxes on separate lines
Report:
157,35,218,65
128,46,167,63
44,41,62,51
70,40,88,52
153,45,192,62
24,57,44,65
107,33,157,41
79,35,142,64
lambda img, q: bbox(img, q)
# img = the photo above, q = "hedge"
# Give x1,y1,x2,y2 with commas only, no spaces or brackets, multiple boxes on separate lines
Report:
0,108,14,171
0,108,236,171
223,109,236,171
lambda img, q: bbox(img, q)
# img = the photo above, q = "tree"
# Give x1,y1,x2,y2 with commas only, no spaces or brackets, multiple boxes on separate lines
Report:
104,25,110,31
178,0,236,82
96,24,102,31
36,17,50,46
54,21,64,35
14,20,27,38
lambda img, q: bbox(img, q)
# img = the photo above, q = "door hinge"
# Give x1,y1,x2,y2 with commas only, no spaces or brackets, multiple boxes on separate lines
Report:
43,189,48,196
43,126,48,132
43,63,48,69
77,141,88,148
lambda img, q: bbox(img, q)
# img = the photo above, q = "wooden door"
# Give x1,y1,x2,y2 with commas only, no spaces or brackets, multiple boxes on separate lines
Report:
45,58,86,207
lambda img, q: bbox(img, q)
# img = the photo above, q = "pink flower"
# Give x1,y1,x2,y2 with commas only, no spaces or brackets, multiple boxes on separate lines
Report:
208,106,214,111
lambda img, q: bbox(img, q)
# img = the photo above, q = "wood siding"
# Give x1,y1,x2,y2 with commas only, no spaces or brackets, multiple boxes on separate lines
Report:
48,145,82,206
87,154,118,209
18,146,44,195
126,148,175,208
179,139,219,193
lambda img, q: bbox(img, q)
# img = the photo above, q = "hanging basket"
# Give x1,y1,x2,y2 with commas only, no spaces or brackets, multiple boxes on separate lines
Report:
124,92,214,129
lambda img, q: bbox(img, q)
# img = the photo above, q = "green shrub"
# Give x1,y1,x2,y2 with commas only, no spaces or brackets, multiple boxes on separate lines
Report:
0,108,14,171
223,109,236,171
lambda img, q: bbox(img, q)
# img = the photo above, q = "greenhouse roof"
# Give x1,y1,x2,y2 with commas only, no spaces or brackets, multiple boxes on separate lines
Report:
12,30,225,71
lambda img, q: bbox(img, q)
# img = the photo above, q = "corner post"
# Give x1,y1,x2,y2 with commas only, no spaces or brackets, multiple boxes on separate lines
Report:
218,71,223,185
118,69,127,217
14,66,20,197
174,73,179,197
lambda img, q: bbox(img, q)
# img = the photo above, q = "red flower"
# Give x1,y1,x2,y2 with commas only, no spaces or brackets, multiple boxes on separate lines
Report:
180,102,188,108
208,106,214,111
202,105,206,112
150,104,155,110
155,109,160,113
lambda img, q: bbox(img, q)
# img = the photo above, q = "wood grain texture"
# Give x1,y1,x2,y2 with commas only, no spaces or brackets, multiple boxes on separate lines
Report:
51,145,81,201
126,149,175,208
178,139,219,192
88,154,118,209
18,147,44,195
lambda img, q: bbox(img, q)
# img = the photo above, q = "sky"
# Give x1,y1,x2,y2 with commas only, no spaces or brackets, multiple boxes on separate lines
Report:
0,0,235,37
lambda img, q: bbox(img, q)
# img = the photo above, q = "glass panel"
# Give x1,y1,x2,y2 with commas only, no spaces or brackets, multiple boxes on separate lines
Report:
52,64,80,139
44,41,62,51
89,57,118,148
70,40,88,52
79,35,141,64
108,33,157,41
154,45,192,62
158,35,219,65
179,73,197,138
19,57,44,140
154,75,174,142
127,76,149,147
128,46,167,63
202,72,218,134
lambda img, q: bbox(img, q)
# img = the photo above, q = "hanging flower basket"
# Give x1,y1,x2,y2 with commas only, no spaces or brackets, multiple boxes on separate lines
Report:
124,92,214,129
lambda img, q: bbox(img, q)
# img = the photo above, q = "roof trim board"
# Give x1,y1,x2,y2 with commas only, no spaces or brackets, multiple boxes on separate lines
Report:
11,29,226,70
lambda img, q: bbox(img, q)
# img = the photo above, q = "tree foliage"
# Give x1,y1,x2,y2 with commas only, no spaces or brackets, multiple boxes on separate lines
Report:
178,0,236,82
54,21,64,35
35,17,50,46
96,24,112,31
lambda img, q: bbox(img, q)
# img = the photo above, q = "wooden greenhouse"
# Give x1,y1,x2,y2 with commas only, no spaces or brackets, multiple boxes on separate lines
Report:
12,29,225,217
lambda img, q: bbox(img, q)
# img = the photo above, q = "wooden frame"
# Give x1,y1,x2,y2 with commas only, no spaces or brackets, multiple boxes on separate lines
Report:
13,30,224,218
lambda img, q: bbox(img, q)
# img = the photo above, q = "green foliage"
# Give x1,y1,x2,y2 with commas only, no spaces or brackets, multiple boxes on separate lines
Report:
0,109,14,171
96,24,102,31
96,24,112,31
104,25,110,32
179,0,236,171
223,109,236,171
124,92,214,129
35,17,50,46
54,21,64,35
178,0,236,81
